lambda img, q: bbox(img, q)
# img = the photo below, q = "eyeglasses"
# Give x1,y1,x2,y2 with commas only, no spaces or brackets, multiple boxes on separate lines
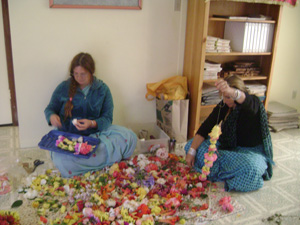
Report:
73,72,88,78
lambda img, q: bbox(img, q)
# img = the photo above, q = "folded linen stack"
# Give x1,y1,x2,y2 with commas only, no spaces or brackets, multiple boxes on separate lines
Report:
267,101,300,132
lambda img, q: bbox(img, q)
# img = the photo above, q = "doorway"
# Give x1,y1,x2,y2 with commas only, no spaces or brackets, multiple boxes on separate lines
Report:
1,0,18,126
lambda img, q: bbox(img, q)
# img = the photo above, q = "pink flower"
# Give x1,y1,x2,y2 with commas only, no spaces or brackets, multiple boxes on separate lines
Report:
204,159,213,168
204,153,217,162
164,197,181,209
219,196,234,212
82,207,93,217
156,147,168,159
199,173,207,181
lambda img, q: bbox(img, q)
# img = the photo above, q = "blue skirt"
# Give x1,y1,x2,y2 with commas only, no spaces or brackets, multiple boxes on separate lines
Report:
51,125,137,178
185,139,269,192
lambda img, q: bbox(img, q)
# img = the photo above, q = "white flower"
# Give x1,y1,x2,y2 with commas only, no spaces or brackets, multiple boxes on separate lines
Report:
109,208,116,217
156,178,166,185
40,179,47,185
106,199,116,207
125,167,135,175
123,200,139,212
72,118,78,126
24,189,38,199
138,159,150,170
137,154,147,161
196,182,203,188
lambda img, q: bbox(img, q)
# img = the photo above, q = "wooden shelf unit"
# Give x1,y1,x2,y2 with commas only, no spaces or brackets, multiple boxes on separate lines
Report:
183,0,282,138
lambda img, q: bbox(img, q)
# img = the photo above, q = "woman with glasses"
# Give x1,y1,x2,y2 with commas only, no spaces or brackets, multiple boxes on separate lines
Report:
44,52,137,177
185,75,273,192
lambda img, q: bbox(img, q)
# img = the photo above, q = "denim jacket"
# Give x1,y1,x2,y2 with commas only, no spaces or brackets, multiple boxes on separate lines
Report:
44,76,113,136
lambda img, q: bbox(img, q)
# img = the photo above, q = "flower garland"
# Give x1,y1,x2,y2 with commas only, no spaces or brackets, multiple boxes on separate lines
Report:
199,125,221,182
55,135,94,155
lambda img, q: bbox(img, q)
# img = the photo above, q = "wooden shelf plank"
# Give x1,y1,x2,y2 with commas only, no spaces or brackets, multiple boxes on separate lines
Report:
203,76,268,83
209,17,276,23
206,52,271,56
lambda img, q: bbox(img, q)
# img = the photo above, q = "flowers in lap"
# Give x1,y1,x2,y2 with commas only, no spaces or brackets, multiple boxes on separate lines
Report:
23,152,216,225
55,135,94,155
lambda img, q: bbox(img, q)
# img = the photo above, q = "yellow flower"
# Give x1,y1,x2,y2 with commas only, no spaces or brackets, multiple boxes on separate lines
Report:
93,210,109,221
60,205,66,213
130,182,138,188
136,187,147,200
109,163,120,175
142,220,154,225
92,193,105,205
42,203,50,209
151,206,161,215
121,207,135,223
84,172,91,178
32,201,39,208
53,181,60,189
179,218,186,224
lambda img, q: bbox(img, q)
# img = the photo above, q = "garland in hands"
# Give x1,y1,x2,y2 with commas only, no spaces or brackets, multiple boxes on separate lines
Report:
199,125,222,181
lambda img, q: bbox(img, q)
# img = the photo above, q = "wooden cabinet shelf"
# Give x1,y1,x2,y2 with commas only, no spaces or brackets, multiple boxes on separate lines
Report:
183,0,282,138
209,17,276,23
206,52,272,56
203,75,268,84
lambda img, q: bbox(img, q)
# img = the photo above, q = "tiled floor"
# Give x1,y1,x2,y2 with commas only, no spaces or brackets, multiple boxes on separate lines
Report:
1,126,300,224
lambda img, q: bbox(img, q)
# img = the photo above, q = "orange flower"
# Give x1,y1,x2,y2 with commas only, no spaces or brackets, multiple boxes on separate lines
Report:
135,204,151,218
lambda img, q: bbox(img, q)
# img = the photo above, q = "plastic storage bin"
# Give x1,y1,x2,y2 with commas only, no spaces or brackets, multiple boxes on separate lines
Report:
134,123,170,153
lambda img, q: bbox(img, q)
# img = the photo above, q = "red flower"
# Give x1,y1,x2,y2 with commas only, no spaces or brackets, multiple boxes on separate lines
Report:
132,155,138,166
76,200,84,212
145,163,158,172
135,204,151,218
40,216,47,224
118,161,128,170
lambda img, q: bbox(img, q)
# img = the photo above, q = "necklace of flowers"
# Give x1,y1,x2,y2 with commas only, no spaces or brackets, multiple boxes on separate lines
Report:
199,125,221,182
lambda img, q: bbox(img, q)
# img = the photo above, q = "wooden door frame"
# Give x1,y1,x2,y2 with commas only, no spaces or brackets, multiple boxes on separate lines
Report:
1,0,18,126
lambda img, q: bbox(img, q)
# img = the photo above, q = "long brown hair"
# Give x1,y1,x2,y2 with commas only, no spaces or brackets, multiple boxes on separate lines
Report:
64,52,95,119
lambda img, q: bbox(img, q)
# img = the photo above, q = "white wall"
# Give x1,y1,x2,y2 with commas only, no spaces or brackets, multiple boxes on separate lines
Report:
9,0,187,148
7,0,299,148
269,4,300,111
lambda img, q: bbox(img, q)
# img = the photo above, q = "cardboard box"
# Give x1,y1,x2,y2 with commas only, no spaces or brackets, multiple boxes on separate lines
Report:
133,123,170,153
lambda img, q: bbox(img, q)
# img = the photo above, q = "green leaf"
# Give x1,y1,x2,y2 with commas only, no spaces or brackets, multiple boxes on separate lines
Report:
11,200,23,208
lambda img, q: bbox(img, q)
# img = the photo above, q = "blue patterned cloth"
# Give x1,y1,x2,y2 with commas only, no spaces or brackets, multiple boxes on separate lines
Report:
185,139,268,192
51,125,137,178
185,101,273,192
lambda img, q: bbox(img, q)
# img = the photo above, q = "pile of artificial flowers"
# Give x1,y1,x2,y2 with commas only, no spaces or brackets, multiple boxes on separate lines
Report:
22,150,217,225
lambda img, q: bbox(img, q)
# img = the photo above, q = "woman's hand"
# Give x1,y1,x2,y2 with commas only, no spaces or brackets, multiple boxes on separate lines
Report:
50,114,62,128
186,153,195,167
74,119,94,131
215,79,235,97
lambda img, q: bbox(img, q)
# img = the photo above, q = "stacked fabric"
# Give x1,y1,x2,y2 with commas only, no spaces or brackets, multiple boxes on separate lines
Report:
206,36,231,53
204,61,222,80
245,81,267,101
267,101,300,132
201,83,221,105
